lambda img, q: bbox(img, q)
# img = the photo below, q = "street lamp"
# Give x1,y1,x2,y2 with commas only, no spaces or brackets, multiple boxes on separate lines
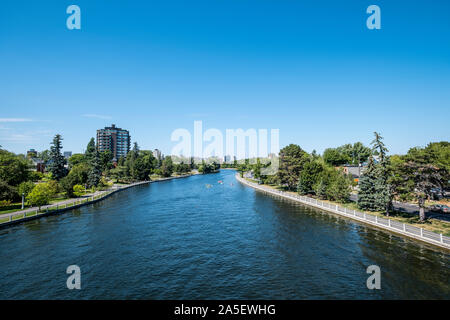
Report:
21,192,25,209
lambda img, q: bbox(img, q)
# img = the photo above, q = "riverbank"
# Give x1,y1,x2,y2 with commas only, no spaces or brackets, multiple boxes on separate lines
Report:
235,174,450,250
0,173,198,228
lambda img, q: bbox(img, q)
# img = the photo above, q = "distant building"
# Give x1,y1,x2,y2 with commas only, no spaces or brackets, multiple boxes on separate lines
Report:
27,149,37,159
97,124,131,161
224,155,231,163
153,149,162,160
64,151,72,159
31,158,45,173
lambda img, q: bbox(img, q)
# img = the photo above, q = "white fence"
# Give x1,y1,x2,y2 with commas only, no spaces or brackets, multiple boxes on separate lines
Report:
236,175,450,248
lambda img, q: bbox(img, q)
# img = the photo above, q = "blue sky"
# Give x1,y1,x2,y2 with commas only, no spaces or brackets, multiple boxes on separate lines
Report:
1,0,449,156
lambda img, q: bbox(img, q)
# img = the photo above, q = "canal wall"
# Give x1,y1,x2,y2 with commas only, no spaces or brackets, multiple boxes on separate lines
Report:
0,174,196,228
235,174,450,251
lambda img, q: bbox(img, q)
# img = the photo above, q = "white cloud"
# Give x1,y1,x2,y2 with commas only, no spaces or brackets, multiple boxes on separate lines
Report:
0,118,33,122
82,114,112,120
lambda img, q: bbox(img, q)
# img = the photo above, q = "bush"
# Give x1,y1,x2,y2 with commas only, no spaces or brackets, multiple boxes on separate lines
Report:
0,200,12,207
26,182,56,208
73,184,85,197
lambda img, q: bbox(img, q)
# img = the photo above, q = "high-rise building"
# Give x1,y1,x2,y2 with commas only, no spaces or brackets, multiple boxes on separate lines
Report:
63,151,72,159
97,124,131,161
153,149,162,160
26,149,37,159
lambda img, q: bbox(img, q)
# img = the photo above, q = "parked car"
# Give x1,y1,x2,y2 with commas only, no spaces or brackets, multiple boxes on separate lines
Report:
429,204,450,214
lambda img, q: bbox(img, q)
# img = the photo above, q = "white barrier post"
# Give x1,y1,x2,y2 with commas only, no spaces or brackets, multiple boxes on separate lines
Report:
441,234,444,243
403,223,406,232
420,228,423,237
388,219,391,227
375,216,378,223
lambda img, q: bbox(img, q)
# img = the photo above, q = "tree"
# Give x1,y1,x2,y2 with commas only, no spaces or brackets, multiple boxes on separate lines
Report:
100,150,114,172
396,145,450,221
85,138,96,161
18,181,35,200
87,150,102,188
47,134,67,180
0,180,17,201
0,149,30,186
314,178,327,199
73,185,85,197
60,163,90,197
26,182,55,209
68,153,86,168
351,142,372,165
277,144,309,190
38,149,51,163
323,148,350,166
160,156,174,177
358,157,378,211
403,162,448,221
327,172,351,203
297,161,324,195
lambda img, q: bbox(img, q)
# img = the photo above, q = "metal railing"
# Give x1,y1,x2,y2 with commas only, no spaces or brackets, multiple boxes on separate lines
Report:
236,175,450,248
0,180,152,226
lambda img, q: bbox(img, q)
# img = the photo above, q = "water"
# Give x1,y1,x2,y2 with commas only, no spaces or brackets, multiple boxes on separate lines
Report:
0,170,449,299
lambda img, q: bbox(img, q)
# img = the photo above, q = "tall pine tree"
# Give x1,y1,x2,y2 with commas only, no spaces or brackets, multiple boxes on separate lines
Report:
48,134,67,180
87,149,102,188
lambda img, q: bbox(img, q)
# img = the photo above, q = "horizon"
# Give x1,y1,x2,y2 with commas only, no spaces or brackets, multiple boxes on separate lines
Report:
1,0,449,155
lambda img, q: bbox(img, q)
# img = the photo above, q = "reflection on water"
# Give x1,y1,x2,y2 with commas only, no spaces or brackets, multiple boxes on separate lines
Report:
0,170,448,299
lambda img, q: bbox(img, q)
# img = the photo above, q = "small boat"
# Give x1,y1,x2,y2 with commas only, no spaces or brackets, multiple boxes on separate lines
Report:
218,180,223,184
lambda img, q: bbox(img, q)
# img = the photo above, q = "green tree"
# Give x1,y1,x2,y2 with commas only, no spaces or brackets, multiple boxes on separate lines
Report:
100,150,114,172
18,181,35,200
327,171,351,203
297,161,324,195
47,134,67,180
323,148,350,166
26,182,55,209
87,150,102,188
85,138,96,161
358,157,378,211
0,149,30,186
0,180,17,201
73,184,85,197
277,144,309,190
68,153,86,168
160,156,174,177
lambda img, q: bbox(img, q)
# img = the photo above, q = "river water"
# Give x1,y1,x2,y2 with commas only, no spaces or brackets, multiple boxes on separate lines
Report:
0,170,448,299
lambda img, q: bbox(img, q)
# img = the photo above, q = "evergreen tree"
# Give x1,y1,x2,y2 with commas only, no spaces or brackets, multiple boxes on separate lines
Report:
85,138,96,161
48,134,67,180
314,178,327,199
87,150,102,188
297,161,323,195
358,157,378,210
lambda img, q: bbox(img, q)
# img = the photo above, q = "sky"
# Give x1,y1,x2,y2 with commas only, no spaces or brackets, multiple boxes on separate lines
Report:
1,0,449,157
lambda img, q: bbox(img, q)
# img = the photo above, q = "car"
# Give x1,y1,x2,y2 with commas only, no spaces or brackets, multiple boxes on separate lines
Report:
429,204,450,214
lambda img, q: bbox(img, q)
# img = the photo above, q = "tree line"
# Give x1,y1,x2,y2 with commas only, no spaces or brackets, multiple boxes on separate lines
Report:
237,133,449,221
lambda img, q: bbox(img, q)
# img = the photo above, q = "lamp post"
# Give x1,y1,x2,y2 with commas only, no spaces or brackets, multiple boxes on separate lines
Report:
21,192,25,209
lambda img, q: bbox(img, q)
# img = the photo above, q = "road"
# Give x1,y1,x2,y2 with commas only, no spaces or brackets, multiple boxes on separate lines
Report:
349,194,450,222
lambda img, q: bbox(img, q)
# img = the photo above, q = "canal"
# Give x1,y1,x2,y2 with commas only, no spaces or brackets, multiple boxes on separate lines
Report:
0,170,449,299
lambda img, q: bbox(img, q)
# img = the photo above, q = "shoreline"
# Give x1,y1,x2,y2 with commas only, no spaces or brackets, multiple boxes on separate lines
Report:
235,174,450,251
0,173,197,228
